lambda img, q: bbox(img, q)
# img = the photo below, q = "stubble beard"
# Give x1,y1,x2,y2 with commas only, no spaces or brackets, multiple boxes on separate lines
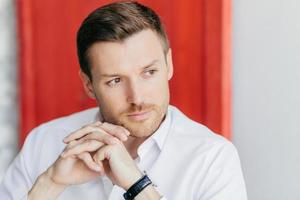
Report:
100,101,168,138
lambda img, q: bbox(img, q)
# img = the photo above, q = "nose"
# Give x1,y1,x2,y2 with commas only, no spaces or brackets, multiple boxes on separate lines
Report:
126,79,143,105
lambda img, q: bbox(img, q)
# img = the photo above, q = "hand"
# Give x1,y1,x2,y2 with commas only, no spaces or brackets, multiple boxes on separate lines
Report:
62,122,143,190
47,122,130,186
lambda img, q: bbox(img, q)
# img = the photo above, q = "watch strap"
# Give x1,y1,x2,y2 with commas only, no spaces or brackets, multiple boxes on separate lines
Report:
123,174,152,200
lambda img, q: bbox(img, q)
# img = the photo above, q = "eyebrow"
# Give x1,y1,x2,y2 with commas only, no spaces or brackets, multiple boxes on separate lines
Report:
99,59,159,78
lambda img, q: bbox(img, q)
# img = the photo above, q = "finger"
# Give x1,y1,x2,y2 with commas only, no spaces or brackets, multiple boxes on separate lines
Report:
92,121,103,127
100,122,130,141
93,145,111,163
79,132,120,145
61,140,105,157
63,140,81,152
64,124,128,144
63,126,107,143
77,152,104,174
67,129,120,145
81,121,102,128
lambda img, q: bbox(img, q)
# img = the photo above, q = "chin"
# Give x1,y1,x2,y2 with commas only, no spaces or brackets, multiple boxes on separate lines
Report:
122,119,160,138
125,125,154,138
128,132,152,138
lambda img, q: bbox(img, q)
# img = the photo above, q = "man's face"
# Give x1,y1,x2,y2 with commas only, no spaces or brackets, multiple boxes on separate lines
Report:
83,29,173,138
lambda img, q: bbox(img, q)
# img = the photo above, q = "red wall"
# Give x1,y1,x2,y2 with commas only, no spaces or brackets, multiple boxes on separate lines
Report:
17,0,232,145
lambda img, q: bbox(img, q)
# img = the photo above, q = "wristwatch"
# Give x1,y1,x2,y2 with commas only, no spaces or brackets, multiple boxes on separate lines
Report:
123,174,152,200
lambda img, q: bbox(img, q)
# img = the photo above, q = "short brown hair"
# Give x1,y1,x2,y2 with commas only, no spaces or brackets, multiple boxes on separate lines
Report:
77,1,169,80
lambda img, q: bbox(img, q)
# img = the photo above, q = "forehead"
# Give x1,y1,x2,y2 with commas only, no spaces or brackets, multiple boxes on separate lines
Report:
87,29,165,75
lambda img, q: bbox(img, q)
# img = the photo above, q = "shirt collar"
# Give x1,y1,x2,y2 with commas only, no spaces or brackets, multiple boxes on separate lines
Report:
149,107,171,150
136,106,172,160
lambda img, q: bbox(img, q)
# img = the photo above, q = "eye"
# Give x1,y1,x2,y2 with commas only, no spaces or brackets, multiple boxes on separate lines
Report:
144,69,157,77
106,78,121,86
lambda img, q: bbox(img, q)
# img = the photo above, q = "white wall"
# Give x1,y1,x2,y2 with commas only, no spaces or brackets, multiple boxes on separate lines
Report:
0,0,18,180
233,0,300,200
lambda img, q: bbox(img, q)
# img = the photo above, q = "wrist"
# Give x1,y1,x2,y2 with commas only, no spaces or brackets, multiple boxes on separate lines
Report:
123,170,143,190
28,172,67,200
123,174,162,200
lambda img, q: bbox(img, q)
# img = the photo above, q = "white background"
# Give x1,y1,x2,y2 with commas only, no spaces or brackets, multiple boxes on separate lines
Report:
0,0,18,179
233,0,300,199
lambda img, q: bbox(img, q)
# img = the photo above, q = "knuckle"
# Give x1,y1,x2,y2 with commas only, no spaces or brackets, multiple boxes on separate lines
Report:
93,128,104,135
77,137,86,143
65,142,75,150
85,126,95,133
94,121,102,126
85,140,95,146
103,136,111,143
90,131,105,141
115,126,124,134
102,122,109,126
83,134,92,140
69,140,77,145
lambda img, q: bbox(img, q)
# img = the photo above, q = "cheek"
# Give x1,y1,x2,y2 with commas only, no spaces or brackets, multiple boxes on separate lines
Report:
95,87,126,111
149,79,169,100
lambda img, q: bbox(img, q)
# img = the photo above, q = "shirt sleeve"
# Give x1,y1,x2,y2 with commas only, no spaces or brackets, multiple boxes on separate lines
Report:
0,129,38,200
198,142,248,200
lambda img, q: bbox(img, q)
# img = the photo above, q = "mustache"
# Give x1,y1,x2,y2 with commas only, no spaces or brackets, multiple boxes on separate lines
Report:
123,104,154,114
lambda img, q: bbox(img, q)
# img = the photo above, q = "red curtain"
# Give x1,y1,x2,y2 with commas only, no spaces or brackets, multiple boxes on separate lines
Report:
17,0,232,145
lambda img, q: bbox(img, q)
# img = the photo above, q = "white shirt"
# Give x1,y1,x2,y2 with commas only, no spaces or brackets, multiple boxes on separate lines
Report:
0,105,247,200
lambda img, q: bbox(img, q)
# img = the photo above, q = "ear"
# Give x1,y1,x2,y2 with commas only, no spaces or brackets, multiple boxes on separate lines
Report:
79,70,96,99
166,48,174,80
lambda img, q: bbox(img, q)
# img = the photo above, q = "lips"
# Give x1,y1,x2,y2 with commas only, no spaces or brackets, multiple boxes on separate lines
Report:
127,110,152,121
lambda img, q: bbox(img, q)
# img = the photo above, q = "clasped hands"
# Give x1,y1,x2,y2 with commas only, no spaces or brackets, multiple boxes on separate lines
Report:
46,121,143,190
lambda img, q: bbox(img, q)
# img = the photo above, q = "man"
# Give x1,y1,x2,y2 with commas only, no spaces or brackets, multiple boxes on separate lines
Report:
0,1,247,200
